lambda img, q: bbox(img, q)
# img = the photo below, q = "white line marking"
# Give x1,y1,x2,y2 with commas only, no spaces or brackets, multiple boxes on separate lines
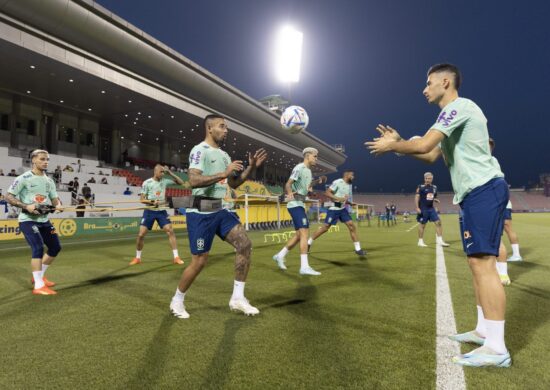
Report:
406,222,419,232
436,243,466,390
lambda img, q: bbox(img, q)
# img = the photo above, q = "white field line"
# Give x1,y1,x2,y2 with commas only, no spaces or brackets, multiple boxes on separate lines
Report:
436,243,466,390
406,222,419,232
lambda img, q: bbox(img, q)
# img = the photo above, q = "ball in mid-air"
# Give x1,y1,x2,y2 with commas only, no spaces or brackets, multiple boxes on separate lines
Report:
280,105,309,134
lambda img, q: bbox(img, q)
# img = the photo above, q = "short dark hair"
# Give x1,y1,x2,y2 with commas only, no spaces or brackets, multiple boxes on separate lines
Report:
203,114,225,131
427,63,462,90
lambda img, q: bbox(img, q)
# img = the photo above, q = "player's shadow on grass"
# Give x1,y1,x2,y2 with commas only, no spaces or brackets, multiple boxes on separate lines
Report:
200,317,254,389
509,261,546,280
124,313,177,389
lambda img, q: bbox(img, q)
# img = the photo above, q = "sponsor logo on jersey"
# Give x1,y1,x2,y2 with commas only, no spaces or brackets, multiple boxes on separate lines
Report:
437,109,458,127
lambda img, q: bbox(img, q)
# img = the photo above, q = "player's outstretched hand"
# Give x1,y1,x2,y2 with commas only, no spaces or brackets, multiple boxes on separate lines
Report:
318,175,327,184
365,124,399,156
225,160,244,177
376,124,402,141
249,148,267,168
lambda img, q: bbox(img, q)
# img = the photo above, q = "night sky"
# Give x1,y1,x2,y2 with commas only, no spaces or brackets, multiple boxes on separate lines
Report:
96,0,550,193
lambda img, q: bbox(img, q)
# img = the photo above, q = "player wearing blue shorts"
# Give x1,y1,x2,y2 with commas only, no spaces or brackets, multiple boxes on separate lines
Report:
415,172,449,247
272,148,327,275
307,171,366,257
366,64,511,367
169,114,267,319
129,164,185,266
6,150,62,295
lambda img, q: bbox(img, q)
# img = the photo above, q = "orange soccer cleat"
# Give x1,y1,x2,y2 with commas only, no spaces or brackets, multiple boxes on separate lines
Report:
173,256,184,265
31,277,56,287
32,286,57,295
129,257,142,265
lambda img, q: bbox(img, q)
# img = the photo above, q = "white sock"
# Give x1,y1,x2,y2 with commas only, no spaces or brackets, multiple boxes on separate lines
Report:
436,235,443,243
173,288,185,302
475,305,487,337
484,319,507,354
418,239,425,244
33,271,45,289
136,250,142,259
232,280,245,300
496,262,508,276
511,243,521,257
277,247,289,259
307,238,313,245
300,254,309,269
354,242,361,251
172,249,179,258
41,264,49,278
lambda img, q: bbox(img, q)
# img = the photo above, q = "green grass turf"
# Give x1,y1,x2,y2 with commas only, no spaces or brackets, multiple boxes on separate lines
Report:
0,214,548,389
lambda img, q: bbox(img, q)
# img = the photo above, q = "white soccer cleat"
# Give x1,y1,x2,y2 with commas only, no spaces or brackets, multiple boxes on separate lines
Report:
507,255,523,262
418,241,428,247
438,241,450,247
272,255,287,270
229,298,260,316
170,299,190,319
299,266,321,276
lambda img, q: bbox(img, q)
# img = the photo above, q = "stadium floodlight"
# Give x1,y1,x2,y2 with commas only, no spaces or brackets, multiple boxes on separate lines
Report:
275,26,303,83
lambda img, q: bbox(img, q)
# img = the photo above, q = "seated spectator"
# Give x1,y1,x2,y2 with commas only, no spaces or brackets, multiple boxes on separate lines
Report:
7,169,17,177
87,177,96,184
123,187,132,195
63,164,74,172
0,169,4,176
81,183,93,203
100,177,108,184
76,199,86,218
68,177,79,205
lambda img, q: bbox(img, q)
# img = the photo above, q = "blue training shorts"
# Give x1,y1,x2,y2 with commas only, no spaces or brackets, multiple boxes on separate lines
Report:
459,178,509,257
19,221,62,259
324,208,352,225
288,206,309,230
186,209,240,255
416,208,440,224
504,208,512,220
140,209,171,230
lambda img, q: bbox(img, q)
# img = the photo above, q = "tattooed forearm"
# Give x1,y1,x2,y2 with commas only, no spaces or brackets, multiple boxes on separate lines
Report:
6,193,28,209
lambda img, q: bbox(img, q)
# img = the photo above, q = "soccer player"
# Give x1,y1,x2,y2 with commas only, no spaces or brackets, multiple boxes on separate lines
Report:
416,172,449,247
6,149,62,295
307,170,366,257
366,63,511,367
390,203,397,225
169,114,267,319
272,147,326,275
129,164,186,266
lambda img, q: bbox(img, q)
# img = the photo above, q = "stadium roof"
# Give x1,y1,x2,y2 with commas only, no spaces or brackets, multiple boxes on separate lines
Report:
0,0,346,174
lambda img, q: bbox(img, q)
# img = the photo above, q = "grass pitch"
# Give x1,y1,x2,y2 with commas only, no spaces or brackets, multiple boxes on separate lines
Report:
0,214,549,389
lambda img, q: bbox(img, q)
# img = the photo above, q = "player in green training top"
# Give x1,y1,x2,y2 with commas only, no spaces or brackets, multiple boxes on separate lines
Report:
129,164,186,266
6,149,63,295
307,170,366,258
366,63,511,367
272,147,327,275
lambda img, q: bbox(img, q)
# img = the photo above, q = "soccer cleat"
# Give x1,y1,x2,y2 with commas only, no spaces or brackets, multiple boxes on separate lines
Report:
507,255,523,262
355,249,367,257
229,298,260,316
452,346,511,368
129,257,141,266
32,286,57,295
272,255,287,270
299,266,321,276
173,256,184,265
500,274,511,286
31,277,56,287
448,330,485,345
170,299,190,319
418,241,428,247
438,241,450,247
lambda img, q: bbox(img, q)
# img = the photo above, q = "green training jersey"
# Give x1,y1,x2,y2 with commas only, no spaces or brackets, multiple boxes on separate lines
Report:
8,170,58,223
328,178,352,210
188,141,233,213
431,97,504,204
287,163,312,209
140,177,174,201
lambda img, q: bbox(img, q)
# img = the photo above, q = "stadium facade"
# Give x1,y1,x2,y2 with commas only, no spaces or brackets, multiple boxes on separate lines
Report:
0,0,346,178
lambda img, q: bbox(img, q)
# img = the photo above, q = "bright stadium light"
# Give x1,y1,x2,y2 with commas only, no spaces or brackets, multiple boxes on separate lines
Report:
275,26,303,83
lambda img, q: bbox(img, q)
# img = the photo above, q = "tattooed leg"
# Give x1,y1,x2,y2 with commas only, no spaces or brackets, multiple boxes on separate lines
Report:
225,224,252,282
